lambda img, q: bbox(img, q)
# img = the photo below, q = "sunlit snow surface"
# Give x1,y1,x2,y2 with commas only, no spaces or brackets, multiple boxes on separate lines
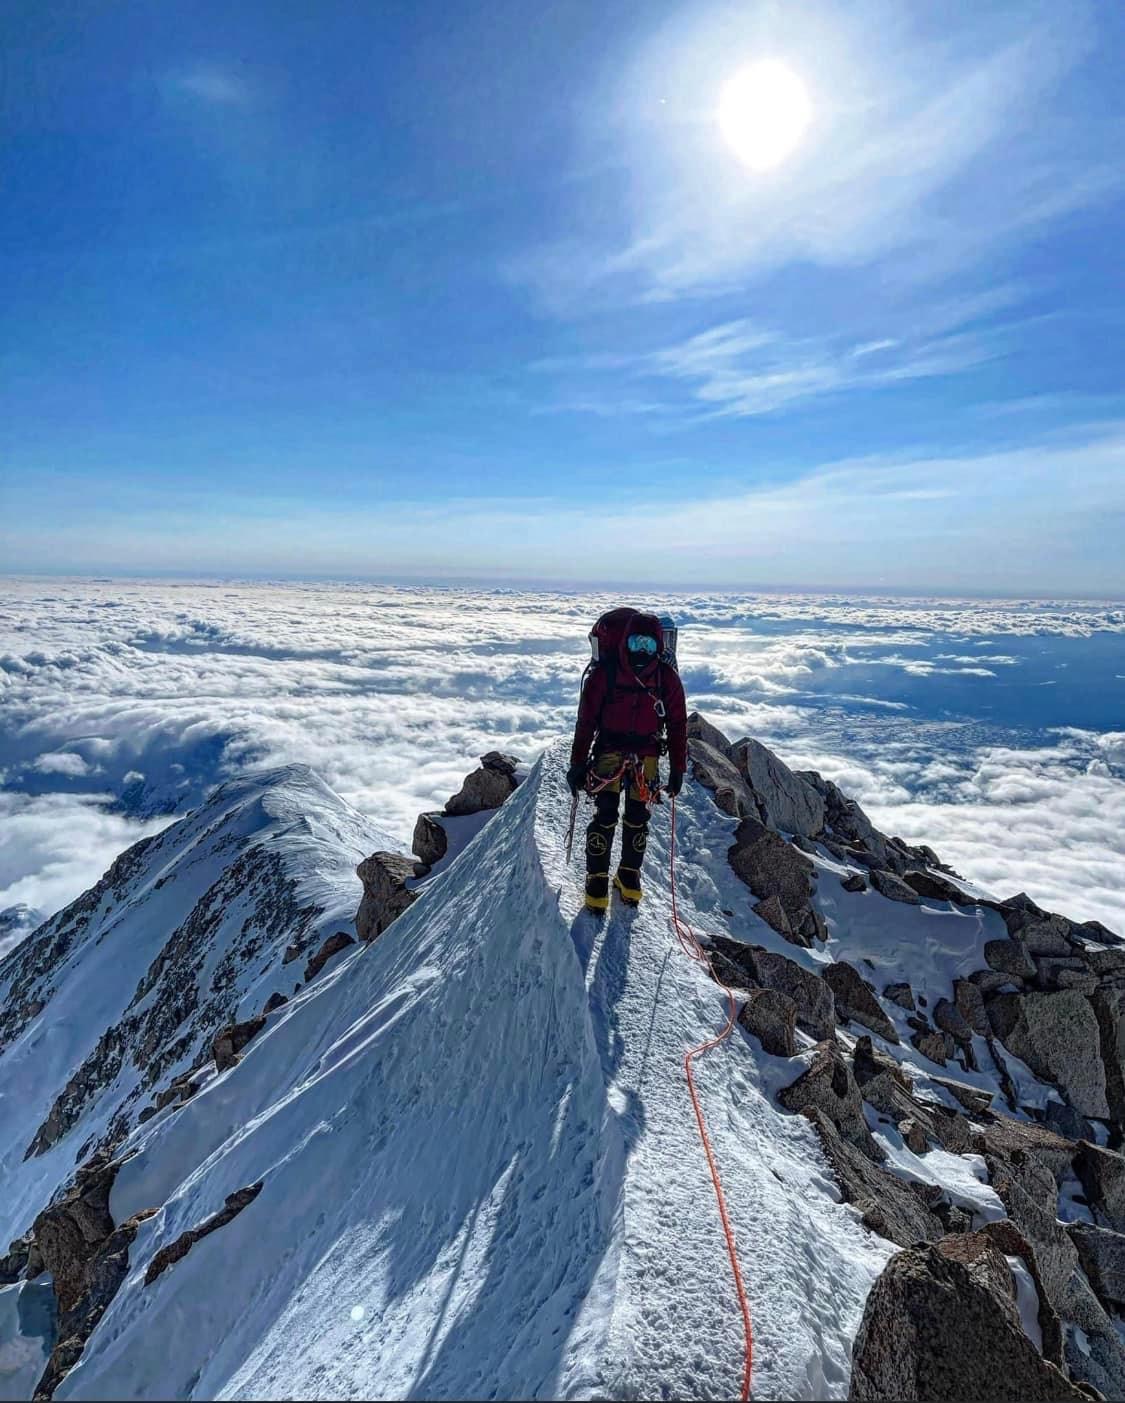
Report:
47,751,897,1402
1,578,1122,935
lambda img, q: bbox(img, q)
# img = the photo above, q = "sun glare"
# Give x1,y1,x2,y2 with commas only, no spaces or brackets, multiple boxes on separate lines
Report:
718,60,812,172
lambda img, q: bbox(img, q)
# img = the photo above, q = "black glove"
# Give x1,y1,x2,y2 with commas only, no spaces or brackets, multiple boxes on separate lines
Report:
566,761,588,797
665,768,684,799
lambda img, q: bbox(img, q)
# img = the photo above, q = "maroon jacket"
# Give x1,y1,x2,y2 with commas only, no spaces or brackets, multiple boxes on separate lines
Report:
570,621,688,773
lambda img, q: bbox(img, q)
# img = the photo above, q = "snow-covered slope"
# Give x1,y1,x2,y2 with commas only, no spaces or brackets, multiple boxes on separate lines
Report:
5,746,889,1401
5,737,1122,1400
0,765,398,1260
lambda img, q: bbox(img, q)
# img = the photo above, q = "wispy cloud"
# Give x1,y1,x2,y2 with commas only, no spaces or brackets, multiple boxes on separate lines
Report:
168,65,255,108
534,289,1026,419
515,1,1116,309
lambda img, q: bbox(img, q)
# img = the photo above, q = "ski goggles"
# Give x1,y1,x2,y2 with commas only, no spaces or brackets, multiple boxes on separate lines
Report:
626,633,659,656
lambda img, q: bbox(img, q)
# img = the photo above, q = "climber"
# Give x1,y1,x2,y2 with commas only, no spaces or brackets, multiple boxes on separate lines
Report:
566,608,688,912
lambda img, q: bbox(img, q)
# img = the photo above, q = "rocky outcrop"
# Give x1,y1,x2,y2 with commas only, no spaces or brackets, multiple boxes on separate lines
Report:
952,978,990,1037
1068,1223,1125,1313
688,738,755,818
778,1041,883,1162
355,852,417,942
849,1241,1090,1402
883,981,914,1010
868,869,921,905
738,988,797,1057
901,869,970,903
985,1142,1125,1397
727,817,823,947
303,930,355,981
30,1153,158,1399
709,936,836,1041
984,939,1037,982
32,1155,119,1315
0,1233,34,1285
972,1113,1075,1182
411,812,448,869
728,737,825,837
212,1014,266,1073
145,1182,264,1285
840,872,867,893
443,752,519,818
1091,969,1125,1139
1075,1142,1125,1233
822,962,899,1042
987,991,1110,1120
686,711,735,757
802,1107,943,1248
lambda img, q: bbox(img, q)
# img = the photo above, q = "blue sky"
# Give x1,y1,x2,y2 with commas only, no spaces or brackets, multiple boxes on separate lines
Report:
2,0,1124,590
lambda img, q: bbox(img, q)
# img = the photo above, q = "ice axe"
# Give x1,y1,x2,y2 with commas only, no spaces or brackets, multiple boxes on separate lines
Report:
563,791,579,863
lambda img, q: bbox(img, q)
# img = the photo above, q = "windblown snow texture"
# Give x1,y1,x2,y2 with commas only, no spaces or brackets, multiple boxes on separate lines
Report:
6,740,1092,1400
1,748,898,1400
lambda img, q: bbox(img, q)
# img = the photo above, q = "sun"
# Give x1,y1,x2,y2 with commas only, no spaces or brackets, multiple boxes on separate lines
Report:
717,60,812,172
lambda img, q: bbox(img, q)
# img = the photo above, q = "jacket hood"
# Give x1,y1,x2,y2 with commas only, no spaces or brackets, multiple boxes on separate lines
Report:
618,611,663,675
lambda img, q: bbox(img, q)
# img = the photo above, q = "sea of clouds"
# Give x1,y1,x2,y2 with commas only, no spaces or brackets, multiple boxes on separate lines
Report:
1,577,1122,957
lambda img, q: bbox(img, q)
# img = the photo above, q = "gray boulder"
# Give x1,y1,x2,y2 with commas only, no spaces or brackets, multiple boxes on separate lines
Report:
213,1014,266,1073
686,711,733,758
444,760,516,817
987,990,1110,1120
1069,1223,1125,1312
849,1242,1090,1402
930,1074,994,1115
984,940,1037,981
729,737,825,837
778,1041,883,1162
1075,1142,1125,1233
883,982,915,1011
1091,971,1125,1135
869,869,921,905
932,997,974,1045
688,738,756,819
355,851,417,942
953,979,991,1038
910,1027,949,1067
411,812,448,869
841,872,868,893
802,1106,943,1248
738,988,797,1057
709,936,836,1041
727,817,819,945
303,930,355,981
902,869,970,903
823,962,899,1042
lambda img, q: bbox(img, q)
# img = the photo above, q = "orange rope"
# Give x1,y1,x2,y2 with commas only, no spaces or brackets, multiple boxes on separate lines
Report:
669,796,754,1402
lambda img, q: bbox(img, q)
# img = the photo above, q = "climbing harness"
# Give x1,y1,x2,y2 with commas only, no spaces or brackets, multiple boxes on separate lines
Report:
564,754,660,863
586,753,661,806
668,796,754,1402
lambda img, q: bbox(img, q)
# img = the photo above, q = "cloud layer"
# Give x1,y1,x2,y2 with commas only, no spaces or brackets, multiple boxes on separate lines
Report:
2,579,1122,934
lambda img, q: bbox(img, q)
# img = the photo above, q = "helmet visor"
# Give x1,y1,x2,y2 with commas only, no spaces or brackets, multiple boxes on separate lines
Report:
626,633,659,657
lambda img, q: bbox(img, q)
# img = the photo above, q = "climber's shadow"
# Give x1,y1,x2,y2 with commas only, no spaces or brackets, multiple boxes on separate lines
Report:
569,903,646,1146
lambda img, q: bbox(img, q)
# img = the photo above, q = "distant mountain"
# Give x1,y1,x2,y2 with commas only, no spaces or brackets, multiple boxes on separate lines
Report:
1,725,1122,1401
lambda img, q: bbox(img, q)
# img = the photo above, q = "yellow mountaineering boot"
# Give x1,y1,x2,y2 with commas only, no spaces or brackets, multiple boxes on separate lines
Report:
613,871,642,907
585,871,610,914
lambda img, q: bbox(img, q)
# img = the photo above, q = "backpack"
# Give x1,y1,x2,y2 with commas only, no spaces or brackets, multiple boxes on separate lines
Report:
586,608,678,669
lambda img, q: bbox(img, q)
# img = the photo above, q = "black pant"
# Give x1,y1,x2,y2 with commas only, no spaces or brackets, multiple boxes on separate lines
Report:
584,753,656,901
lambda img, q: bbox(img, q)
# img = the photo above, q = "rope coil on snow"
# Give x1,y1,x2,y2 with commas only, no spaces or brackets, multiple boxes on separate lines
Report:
668,796,754,1402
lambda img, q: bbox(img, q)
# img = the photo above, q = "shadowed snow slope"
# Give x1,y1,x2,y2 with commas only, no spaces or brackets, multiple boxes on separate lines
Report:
0,765,399,1265
31,745,893,1401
